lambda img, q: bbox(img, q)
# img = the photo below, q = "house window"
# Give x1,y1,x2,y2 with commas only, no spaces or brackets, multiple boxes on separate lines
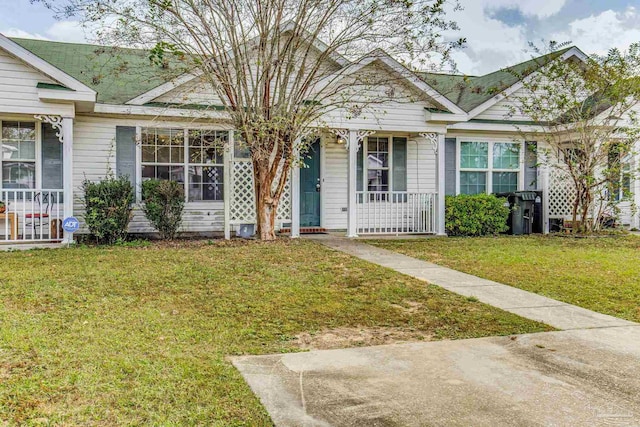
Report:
140,127,226,202
357,136,407,199
1,121,36,189
492,142,520,193
187,130,225,201
459,141,521,195
141,128,185,184
607,145,632,201
367,137,389,192
460,142,488,194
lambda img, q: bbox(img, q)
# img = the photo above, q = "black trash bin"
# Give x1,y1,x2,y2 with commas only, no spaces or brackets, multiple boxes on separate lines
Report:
497,191,543,235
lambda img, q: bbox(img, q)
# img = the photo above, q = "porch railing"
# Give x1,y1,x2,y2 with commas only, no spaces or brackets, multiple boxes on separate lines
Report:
0,190,65,243
356,192,437,234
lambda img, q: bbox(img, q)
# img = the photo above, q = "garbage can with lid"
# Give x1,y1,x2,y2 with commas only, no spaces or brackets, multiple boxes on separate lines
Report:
497,191,542,235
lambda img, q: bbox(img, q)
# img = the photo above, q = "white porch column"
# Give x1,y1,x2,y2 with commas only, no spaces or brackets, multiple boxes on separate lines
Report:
290,140,301,238
223,131,234,240
436,133,447,236
347,130,359,238
62,117,74,244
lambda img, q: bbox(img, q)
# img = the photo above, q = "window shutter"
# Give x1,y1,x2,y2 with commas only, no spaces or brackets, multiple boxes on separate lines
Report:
116,126,137,189
42,123,63,190
444,137,457,195
392,137,407,192
356,143,363,192
525,141,538,190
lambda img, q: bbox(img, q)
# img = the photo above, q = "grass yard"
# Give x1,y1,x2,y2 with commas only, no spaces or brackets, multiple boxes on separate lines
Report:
370,235,640,323
0,239,548,426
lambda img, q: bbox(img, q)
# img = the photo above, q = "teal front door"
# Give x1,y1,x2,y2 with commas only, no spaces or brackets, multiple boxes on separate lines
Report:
300,139,321,227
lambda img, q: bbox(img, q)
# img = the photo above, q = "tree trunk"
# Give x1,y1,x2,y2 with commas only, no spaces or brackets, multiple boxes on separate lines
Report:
253,160,280,241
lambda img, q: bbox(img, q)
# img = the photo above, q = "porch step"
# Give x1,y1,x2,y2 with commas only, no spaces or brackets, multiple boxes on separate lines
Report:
280,227,327,235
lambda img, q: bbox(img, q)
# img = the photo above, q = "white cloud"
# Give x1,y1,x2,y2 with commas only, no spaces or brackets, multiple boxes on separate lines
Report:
1,28,48,40
1,20,87,43
483,0,567,19
45,20,87,43
551,7,640,55
446,2,531,75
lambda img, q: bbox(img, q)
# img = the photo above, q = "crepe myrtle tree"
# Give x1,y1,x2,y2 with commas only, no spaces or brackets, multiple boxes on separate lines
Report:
508,42,640,233
43,0,464,240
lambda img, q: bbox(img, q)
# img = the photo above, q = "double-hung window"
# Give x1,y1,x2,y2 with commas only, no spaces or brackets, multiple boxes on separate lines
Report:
607,145,632,201
357,135,407,200
187,130,225,201
366,137,390,193
140,127,225,202
459,141,521,194
1,121,36,189
141,128,185,184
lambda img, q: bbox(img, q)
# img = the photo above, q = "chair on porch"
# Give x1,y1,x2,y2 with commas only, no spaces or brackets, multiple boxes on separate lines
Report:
24,192,52,239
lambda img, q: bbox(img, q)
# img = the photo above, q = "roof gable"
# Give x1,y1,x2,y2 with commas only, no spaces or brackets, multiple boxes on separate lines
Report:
417,47,578,114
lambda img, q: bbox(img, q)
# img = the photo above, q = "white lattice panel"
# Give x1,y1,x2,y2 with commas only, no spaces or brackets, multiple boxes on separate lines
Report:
549,168,576,218
230,161,255,223
229,160,291,224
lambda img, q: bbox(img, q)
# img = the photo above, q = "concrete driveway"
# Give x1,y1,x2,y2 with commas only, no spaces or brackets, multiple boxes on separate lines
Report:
233,326,640,426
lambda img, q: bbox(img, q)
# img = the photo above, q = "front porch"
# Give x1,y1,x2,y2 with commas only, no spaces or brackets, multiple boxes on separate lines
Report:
226,128,446,238
0,115,74,244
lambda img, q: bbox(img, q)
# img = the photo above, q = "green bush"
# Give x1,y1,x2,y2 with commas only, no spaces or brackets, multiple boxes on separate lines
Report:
82,175,134,244
141,180,185,240
445,194,510,237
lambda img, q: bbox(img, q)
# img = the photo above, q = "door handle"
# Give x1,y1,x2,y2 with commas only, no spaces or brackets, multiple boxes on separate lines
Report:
316,183,321,192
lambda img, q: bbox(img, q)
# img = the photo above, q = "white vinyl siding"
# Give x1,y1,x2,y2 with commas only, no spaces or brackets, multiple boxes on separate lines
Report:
322,136,348,230
0,48,74,117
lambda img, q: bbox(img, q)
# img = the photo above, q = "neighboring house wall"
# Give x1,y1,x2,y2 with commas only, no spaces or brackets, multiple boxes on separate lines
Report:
0,48,74,117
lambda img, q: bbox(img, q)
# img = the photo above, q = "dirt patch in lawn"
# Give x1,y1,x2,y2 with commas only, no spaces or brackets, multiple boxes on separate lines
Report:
294,326,432,350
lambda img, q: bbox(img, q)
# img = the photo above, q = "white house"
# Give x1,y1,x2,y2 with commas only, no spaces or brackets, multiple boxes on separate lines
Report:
0,33,637,244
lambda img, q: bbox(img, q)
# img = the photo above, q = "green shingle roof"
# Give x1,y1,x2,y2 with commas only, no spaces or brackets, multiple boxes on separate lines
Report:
418,48,573,112
10,37,574,112
12,38,183,104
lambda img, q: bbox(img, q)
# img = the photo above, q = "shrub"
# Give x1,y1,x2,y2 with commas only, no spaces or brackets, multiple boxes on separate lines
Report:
445,194,510,237
82,175,134,244
141,180,185,240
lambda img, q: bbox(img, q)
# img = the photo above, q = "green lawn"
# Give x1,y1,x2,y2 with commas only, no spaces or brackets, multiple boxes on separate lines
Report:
370,235,640,323
0,239,547,426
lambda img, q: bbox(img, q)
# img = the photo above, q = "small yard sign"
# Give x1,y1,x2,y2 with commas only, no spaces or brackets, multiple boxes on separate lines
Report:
62,217,80,233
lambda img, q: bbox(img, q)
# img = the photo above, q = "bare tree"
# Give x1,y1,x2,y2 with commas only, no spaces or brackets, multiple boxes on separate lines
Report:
508,42,640,233
45,0,464,240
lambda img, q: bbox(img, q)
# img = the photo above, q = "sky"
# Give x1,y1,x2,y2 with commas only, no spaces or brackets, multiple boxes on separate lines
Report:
0,0,639,76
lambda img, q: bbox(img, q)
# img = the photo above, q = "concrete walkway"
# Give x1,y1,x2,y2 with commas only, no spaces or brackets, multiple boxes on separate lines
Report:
307,235,636,331
233,235,640,426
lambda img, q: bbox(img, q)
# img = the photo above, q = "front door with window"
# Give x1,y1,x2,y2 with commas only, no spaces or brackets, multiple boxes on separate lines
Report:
300,139,321,227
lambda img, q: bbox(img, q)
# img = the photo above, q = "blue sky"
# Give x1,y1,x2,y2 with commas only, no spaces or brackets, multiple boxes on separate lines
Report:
1,0,639,75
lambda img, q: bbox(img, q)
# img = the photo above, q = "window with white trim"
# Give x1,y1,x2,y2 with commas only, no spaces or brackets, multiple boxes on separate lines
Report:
187,130,225,201
141,128,185,184
1,121,36,189
459,141,521,195
356,135,407,199
140,127,225,202
607,145,633,202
